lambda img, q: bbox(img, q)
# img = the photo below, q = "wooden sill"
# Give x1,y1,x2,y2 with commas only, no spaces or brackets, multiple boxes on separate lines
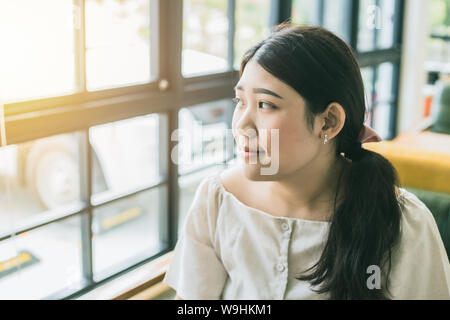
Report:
76,251,173,300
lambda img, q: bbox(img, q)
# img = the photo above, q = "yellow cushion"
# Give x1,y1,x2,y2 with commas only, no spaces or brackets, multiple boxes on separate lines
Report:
363,141,450,194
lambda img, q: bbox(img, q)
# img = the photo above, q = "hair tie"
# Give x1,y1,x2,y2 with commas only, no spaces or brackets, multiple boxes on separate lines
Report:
358,124,382,144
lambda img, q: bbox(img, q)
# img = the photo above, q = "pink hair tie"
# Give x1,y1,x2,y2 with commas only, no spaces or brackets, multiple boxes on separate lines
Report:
358,124,382,144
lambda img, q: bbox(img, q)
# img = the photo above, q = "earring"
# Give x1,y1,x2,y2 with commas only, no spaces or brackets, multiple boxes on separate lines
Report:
323,134,328,145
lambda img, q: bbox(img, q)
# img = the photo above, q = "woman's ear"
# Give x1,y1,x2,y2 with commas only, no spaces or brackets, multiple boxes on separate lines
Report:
319,102,346,141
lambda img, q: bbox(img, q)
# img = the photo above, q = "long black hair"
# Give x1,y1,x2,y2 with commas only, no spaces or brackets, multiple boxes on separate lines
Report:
239,23,404,299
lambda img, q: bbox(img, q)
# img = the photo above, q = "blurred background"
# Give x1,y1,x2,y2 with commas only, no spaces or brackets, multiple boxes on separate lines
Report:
0,0,448,300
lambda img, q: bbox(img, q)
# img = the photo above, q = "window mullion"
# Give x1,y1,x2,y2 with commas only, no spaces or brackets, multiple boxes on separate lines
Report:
74,0,87,93
78,129,94,285
227,0,236,70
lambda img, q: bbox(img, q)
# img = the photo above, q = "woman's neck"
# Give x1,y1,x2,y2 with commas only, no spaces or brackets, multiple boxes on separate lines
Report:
266,155,348,221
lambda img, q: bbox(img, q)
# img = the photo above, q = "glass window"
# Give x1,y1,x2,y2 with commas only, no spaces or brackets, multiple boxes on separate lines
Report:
361,66,375,108
371,102,392,139
323,0,351,43
426,0,450,64
90,114,160,201
357,0,397,52
234,0,271,69
182,0,229,77
376,0,396,49
92,187,165,279
0,0,76,103
0,132,82,235
85,0,152,90
375,62,394,103
178,100,234,175
0,215,82,299
358,0,377,52
291,0,318,26
361,63,395,139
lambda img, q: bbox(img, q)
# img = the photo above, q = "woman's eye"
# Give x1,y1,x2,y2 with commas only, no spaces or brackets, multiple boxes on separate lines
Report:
258,101,277,110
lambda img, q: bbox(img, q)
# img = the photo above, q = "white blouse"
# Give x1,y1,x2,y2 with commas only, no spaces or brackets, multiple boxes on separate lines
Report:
163,171,450,300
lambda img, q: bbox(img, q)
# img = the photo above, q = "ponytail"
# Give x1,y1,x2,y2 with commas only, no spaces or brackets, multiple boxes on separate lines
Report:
297,146,403,299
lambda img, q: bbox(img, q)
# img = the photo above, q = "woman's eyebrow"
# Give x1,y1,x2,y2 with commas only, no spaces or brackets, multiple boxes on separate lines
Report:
234,85,283,99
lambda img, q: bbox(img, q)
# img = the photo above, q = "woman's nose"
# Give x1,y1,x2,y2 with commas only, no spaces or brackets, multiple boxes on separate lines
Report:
234,101,257,131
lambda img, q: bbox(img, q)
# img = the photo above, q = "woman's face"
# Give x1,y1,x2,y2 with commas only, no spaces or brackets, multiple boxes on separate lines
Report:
232,59,323,180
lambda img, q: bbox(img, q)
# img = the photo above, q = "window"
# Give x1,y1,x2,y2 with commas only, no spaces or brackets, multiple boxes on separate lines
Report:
323,0,351,43
356,0,403,139
182,0,229,77
291,0,317,26
0,215,82,299
357,0,397,52
0,133,82,232
0,0,155,105
85,0,154,90
424,0,450,117
361,62,396,138
0,0,77,103
234,0,272,69
92,187,165,279
291,0,351,43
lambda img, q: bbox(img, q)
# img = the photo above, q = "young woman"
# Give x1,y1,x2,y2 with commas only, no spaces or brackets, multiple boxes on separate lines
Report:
164,24,450,300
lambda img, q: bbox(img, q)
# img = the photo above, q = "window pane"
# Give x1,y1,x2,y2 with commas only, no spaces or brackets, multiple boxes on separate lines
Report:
375,62,394,103
178,100,234,175
361,63,395,139
323,0,351,43
85,0,152,91
361,66,375,109
358,0,376,52
90,114,160,199
234,0,271,69
0,0,76,103
376,0,396,49
358,0,397,52
427,0,450,64
371,102,392,139
182,0,229,77
92,187,165,279
291,0,318,26
0,132,82,235
0,215,82,299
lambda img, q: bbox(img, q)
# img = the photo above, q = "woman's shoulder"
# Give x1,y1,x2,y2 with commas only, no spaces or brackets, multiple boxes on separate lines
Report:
396,187,440,234
388,187,450,298
218,166,245,195
188,167,242,217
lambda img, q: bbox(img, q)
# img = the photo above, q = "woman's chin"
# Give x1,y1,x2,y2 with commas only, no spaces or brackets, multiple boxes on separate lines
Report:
239,161,277,181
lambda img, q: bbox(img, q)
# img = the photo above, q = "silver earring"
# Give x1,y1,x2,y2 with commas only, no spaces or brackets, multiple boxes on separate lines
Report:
323,134,328,145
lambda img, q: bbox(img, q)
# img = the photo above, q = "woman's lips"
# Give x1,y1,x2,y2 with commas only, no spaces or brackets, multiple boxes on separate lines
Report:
239,147,265,159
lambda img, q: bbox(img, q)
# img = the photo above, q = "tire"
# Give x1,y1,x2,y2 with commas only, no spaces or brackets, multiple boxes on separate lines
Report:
25,136,108,210
26,137,80,210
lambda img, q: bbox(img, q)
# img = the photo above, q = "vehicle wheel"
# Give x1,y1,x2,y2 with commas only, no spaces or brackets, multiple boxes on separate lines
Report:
26,139,80,210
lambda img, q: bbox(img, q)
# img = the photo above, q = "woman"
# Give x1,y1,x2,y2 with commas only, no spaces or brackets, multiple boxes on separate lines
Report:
164,24,450,299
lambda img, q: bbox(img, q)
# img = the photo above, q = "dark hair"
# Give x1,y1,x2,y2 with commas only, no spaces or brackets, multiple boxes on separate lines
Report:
239,23,404,299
